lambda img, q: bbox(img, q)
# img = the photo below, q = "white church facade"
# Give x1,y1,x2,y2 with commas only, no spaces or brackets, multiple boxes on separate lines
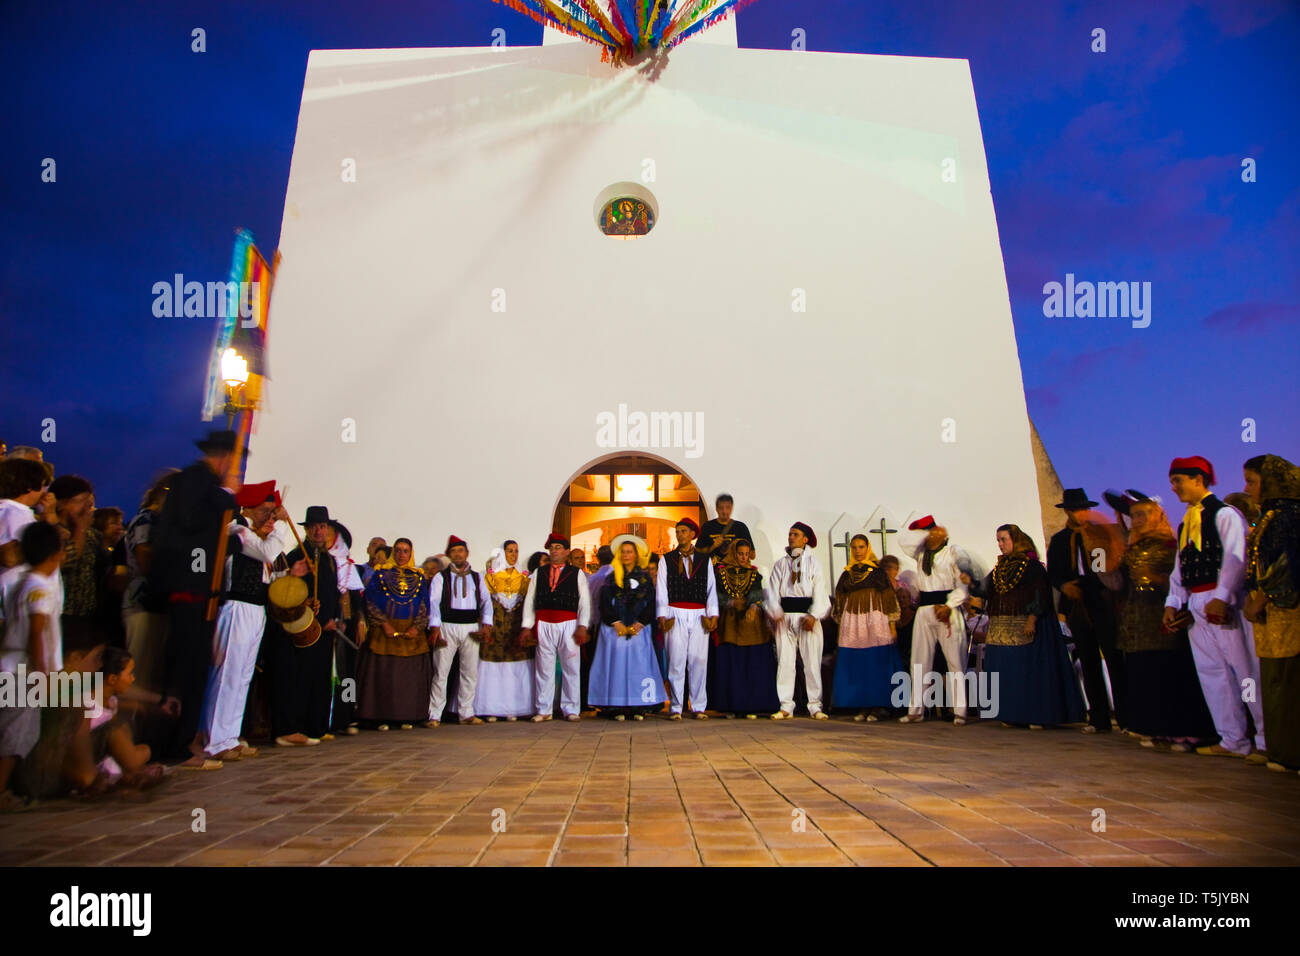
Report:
249,19,1048,577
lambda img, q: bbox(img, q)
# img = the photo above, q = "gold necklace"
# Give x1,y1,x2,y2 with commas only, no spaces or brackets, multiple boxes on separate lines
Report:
720,565,756,600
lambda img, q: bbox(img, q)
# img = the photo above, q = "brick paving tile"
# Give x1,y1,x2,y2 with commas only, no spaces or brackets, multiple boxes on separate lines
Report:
3,720,1295,866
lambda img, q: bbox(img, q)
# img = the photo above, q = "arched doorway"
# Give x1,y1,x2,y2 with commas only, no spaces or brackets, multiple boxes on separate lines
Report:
551,453,706,567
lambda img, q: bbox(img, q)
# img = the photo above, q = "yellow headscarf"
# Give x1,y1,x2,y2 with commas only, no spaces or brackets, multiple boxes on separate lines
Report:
374,538,422,576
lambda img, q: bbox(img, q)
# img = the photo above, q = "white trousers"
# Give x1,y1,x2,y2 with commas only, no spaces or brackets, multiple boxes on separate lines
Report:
199,601,265,756
429,622,482,721
774,614,824,715
664,606,709,714
534,618,582,717
909,604,968,717
1185,592,1265,754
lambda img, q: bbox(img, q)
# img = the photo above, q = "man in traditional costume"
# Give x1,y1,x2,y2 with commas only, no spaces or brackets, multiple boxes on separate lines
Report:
196,481,290,761
589,535,665,720
268,506,342,746
520,533,590,722
1162,456,1265,758
1243,454,1300,773
974,524,1085,729
710,538,778,719
357,537,431,731
149,429,240,762
699,493,754,565
656,517,719,719
1046,489,1127,733
767,521,830,720
897,516,970,724
476,541,534,721
830,534,902,721
427,535,492,727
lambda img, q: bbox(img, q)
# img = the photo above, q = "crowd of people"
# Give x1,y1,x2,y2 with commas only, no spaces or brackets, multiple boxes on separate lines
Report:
0,430,1296,811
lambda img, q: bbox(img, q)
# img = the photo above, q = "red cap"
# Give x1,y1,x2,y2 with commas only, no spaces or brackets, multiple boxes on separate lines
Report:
545,532,569,549
790,521,817,548
235,480,278,508
676,517,700,536
909,515,936,531
445,535,467,553
1169,456,1216,485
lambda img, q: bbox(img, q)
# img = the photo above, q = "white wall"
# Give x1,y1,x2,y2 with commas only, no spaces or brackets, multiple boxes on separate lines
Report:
249,41,1042,576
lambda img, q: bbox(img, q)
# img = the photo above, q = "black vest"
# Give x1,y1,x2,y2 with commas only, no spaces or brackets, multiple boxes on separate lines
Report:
535,565,581,612
1177,495,1226,589
439,567,482,624
226,537,268,606
665,551,709,604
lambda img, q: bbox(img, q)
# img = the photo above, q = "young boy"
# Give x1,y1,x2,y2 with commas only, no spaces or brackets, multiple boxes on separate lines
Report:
0,521,65,811
90,647,170,789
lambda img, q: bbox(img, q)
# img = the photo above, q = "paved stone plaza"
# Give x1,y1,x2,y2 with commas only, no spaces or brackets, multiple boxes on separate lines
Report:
1,718,1296,867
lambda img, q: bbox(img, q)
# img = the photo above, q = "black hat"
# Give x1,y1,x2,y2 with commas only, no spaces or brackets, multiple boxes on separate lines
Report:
196,429,242,455
1055,488,1099,510
1103,488,1153,515
300,505,332,526
300,506,351,549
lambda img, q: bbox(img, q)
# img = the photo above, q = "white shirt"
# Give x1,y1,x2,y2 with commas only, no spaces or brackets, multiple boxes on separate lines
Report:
521,565,592,629
1,566,63,672
0,499,36,547
428,566,493,628
222,521,291,591
329,535,363,593
765,548,830,620
1166,503,1249,608
897,529,968,608
656,549,720,617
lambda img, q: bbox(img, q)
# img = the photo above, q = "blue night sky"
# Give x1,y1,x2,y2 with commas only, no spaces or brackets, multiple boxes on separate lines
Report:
2,0,1297,514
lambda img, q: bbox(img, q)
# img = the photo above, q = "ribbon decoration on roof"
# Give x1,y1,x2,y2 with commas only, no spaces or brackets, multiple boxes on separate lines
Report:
492,0,757,65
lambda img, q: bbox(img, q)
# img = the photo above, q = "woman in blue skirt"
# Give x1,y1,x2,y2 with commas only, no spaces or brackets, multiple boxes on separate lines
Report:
976,524,1085,728
589,535,666,720
830,535,903,720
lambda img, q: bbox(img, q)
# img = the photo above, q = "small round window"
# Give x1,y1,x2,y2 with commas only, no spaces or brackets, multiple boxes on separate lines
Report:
594,182,658,238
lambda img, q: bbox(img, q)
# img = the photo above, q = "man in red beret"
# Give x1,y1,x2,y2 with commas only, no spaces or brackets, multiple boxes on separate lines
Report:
193,481,293,765
426,535,493,727
656,517,719,719
766,522,830,720
1163,456,1265,757
521,533,591,721
897,516,971,724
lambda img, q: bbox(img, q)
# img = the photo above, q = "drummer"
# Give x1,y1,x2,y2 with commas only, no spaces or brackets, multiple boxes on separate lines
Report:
194,481,294,766
267,506,343,747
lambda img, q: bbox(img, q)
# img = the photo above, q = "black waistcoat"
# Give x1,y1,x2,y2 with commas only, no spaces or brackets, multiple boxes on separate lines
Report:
226,541,268,605
665,551,709,604
535,565,580,612
440,567,482,623
1177,495,1226,589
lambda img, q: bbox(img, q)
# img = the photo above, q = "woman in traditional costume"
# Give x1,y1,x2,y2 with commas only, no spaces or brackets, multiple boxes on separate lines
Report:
708,539,778,719
830,534,902,721
356,537,431,731
475,540,534,722
977,524,1084,728
1109,494,1217,751
1244,454,1300,772
588,535,665,720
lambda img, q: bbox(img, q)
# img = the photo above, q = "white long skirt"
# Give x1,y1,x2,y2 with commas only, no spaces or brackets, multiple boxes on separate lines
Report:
474,659,535,717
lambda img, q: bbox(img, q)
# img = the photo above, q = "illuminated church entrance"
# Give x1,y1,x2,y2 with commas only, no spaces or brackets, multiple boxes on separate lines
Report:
551,454,705,567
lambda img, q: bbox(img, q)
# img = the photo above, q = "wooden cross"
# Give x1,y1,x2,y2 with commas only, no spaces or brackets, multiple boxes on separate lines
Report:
831,531,853,580
869,517,897,557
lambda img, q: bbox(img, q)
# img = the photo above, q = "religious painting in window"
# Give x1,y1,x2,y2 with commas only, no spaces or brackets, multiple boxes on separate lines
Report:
599,197,654,237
